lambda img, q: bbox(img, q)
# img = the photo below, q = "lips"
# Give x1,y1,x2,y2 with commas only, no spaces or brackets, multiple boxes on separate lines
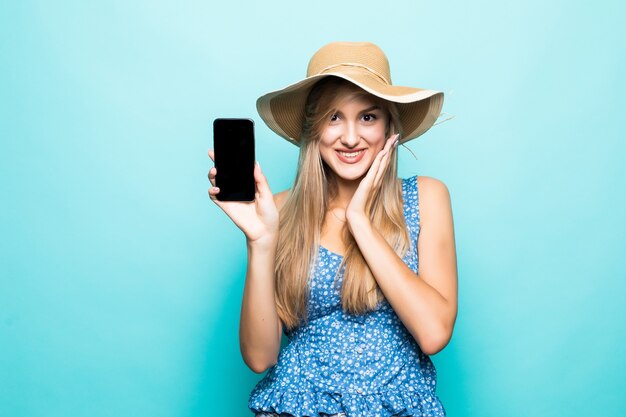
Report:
336,149,366,164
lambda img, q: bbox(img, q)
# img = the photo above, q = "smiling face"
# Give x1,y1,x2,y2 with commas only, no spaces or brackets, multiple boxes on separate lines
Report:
318,93,390,182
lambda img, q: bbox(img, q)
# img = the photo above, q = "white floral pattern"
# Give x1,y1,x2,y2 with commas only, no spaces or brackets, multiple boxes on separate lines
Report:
250,176,446,417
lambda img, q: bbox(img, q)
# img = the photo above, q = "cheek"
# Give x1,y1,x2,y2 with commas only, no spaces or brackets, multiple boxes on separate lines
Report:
366,126,387,149
321,125,341,142
318,142,335,163
319,128,339,158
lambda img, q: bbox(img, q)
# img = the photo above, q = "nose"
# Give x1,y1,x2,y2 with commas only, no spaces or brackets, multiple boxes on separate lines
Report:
339,123,360,148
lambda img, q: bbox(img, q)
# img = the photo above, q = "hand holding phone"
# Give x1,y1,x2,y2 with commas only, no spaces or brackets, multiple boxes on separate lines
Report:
213,118,256,202
208,119,280,243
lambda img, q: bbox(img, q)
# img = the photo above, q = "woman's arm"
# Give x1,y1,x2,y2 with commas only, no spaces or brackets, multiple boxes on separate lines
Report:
207,152,284,372
344,138,457,355
348,176,458,355
238,190,289,373
239,235,282,373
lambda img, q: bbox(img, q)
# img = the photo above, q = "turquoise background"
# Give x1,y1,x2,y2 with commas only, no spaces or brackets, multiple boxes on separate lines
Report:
1,1,624,416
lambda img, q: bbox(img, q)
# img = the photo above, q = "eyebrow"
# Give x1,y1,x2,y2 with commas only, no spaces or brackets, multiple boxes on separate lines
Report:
333,105,381,116
360,105,381,113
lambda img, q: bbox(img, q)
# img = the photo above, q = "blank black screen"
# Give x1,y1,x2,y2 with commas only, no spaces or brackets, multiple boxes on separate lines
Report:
213,118,255,201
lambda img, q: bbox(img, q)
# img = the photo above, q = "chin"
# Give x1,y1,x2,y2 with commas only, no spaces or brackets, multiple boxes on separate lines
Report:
332,166,369,182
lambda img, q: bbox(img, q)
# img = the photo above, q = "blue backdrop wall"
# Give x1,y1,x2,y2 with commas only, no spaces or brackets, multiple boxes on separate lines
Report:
1,1,624,416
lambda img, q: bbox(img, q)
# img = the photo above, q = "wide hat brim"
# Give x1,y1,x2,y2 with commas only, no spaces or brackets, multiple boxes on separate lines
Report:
256,69,444,146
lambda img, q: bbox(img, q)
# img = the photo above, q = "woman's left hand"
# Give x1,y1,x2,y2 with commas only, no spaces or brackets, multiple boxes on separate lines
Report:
345,133,399,224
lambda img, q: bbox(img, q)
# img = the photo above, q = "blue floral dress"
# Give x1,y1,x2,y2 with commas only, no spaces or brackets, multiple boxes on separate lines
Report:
249,176,446,417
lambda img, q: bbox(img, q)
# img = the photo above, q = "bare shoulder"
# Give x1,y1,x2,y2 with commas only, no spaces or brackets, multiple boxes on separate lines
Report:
273,189,291,211
415,175,458,351
417,176,452,208
417,175,451,221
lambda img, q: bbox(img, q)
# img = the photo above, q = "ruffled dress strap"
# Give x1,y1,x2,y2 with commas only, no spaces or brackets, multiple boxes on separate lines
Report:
402,175,421,270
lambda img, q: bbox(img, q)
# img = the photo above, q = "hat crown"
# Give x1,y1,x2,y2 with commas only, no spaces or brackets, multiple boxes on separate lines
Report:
306,42,392,85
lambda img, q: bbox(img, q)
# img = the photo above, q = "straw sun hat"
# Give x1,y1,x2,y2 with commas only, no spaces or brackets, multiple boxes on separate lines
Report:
256,41,444,146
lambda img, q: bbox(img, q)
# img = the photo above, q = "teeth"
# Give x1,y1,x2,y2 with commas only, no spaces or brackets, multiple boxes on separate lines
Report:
338,150,363,158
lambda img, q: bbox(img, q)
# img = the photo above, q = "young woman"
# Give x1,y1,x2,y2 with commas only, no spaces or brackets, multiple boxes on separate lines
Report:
208,42,457,417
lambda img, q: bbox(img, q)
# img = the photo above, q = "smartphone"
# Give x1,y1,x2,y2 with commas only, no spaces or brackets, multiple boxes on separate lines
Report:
213,118,256,202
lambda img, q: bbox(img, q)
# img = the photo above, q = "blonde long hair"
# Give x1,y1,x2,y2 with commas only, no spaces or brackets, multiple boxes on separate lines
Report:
275,77,410,331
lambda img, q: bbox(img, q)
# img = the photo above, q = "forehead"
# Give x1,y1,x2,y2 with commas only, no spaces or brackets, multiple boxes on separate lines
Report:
333,92,380,111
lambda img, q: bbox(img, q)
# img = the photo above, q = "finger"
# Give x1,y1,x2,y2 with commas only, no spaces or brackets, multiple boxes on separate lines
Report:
384,134,398,152
364,148,387,187
379,134,397,157
208,167,217,187
253,162,273,199
208,149,215,161
208,186,223,206
370,138,395,187
374,150,391,186
372,134,398,185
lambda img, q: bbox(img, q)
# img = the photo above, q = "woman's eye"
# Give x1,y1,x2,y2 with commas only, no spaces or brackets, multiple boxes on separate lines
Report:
362,113,377,122
330,113,339,122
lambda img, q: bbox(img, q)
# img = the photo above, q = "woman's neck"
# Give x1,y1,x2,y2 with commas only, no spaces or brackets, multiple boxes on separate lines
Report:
330,175,363,209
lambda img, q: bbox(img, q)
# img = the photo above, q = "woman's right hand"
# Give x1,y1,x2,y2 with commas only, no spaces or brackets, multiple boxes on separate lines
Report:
208,150,279,246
